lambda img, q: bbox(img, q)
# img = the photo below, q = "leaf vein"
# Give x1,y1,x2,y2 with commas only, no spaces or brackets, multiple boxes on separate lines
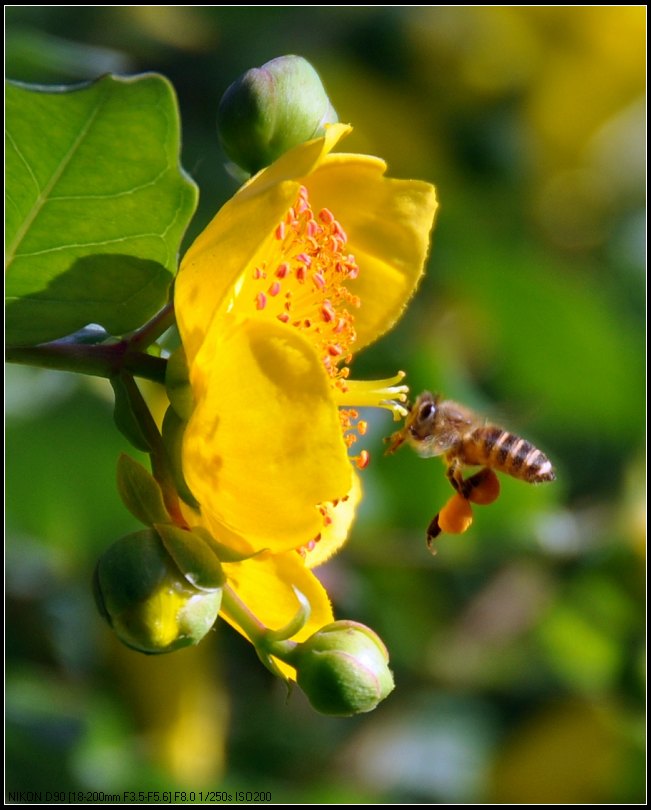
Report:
5,130,43,195
13,233,167,259
47,167,169,202
6,89,108,267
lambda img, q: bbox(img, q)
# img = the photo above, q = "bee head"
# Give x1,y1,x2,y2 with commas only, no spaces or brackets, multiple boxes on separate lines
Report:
385,391,443,455
409,392,440,437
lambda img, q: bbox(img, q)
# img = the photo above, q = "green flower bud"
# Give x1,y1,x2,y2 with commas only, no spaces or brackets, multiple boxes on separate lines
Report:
93,529,222,655
217,54,338,174
291,621,394,716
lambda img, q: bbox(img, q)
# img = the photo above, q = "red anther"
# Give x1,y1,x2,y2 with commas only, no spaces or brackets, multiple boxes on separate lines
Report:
275,222,286,241
268,281,281,297
333,222,347,241
355,450,371,470
318,208,335,224
306,220,319,238
275,263,290,278
321,301,336,322
277,312,290,323
255,292,267,310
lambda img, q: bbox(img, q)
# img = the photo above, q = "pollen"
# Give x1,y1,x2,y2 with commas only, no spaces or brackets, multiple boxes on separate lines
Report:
244,185,367,430
438,494,474,534
354,450,370,470
248,188,360,361
245,187,405,466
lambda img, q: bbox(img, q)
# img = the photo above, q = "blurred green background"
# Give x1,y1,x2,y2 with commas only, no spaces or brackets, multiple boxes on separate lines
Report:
6,7,645,803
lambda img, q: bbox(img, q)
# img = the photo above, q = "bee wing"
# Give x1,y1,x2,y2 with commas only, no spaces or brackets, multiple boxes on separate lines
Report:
437,400,483,447
441,401,477,424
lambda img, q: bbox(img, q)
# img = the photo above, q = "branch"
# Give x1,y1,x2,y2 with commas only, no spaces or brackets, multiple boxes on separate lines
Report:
6,341,168,384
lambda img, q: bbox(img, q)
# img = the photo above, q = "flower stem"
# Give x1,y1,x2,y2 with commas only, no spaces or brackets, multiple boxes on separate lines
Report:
220,585,299,676
6,341,167,384
5,303,177,384
118,372,187,527
220,585,267,642
127,301,176,353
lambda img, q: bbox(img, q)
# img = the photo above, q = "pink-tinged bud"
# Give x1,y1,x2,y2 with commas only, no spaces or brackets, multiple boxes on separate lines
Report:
290,620,394,716
217,55,338,174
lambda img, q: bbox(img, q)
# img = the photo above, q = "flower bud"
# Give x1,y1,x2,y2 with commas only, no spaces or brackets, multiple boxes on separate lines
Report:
217,55,338,174
93,530,222,654
291,621,394,716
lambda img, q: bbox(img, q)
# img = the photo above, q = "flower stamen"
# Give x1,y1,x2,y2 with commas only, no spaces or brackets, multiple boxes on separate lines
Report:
335,372,410,420
353,450,370,470
242,190,411,466
245,187,359,390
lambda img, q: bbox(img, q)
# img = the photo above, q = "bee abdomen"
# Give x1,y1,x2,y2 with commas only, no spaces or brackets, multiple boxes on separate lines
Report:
468,427,555,483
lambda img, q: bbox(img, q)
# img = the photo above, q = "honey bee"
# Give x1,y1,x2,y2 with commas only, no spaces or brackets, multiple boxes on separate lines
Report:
387,391,555,498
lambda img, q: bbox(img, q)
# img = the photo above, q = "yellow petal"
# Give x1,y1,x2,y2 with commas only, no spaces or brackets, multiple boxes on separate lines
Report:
303,472,363,569
183,317,352,552
305,154,438,351
221,550,334,680
237,122,352,202
175,183,295,367
176,124,352,367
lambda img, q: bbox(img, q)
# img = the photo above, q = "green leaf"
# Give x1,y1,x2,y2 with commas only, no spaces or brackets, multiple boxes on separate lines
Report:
116,453,170,527
5,73,198,347
110,374,151,453
155,524,226,592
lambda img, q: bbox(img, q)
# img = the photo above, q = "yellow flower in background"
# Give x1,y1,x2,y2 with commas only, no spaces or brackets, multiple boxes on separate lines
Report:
175,123,437,650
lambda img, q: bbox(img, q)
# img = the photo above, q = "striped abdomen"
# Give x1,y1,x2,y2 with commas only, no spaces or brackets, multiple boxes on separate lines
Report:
458,427,555,483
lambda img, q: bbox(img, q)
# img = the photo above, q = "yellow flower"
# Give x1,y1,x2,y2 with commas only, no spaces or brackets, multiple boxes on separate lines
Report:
175,123,437,656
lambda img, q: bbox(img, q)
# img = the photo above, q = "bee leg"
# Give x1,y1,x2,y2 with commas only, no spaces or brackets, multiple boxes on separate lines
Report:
426,514,441,554
384,429,406,455
446,459,471,498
